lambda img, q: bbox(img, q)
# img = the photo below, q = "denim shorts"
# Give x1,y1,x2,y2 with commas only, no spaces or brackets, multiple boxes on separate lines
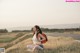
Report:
39,45,44,48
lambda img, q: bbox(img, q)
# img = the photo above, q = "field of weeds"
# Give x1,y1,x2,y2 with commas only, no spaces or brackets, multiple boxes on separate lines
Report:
6,32,80,53
0,32,80,53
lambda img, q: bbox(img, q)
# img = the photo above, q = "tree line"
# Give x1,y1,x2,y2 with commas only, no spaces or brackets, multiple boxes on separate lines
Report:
0,27,80,33
41,28,80,32
0,29,8,33
12,27,80,32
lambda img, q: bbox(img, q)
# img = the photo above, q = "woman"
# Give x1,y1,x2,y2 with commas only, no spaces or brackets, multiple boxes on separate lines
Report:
27,25,46,52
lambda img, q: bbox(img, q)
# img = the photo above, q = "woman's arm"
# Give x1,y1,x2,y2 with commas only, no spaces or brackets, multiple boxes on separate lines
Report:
38,34,46,41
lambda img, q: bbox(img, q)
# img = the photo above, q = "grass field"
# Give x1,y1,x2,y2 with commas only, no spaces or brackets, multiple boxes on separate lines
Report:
6,36,80,53
0,31,80,53
0,32,26,48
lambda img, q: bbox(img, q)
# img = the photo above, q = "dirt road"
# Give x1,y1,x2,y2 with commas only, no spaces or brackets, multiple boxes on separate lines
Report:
46,32,80,40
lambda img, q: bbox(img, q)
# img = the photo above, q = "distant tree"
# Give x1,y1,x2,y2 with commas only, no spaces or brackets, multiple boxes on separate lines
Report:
12,30,31,32
0,29,8,33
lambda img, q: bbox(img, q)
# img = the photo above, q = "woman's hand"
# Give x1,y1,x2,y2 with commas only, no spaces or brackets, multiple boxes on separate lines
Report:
35,42,41,45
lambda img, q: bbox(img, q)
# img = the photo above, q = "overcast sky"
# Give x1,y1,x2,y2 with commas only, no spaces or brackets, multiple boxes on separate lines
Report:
0,0,80,28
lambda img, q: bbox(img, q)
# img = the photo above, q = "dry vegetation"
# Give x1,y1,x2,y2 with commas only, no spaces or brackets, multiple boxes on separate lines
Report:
6,35,80,53
0,32,80,53
73,31,80,35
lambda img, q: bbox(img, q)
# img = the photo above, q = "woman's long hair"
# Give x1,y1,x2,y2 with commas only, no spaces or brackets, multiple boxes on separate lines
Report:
32,25,42,35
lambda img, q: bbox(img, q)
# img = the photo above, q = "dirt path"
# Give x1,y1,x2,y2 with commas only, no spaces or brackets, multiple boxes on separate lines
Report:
46,32,80,40
75,40,80,42
5,33,31,52
11,33,28,44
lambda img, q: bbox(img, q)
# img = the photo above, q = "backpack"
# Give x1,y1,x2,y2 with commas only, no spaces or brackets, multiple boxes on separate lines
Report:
37,33,48,44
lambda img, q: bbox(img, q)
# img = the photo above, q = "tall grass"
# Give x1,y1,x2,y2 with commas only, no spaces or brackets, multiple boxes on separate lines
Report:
7,42,80,53
6,36,80,53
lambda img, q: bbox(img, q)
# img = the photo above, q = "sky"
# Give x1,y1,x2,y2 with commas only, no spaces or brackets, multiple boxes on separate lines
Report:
0,0,80,28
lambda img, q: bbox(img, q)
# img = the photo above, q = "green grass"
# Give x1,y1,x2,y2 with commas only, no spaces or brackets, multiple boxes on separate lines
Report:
0,33,25,43
3,33,26,49
0,38,14,43
5,34,32,49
